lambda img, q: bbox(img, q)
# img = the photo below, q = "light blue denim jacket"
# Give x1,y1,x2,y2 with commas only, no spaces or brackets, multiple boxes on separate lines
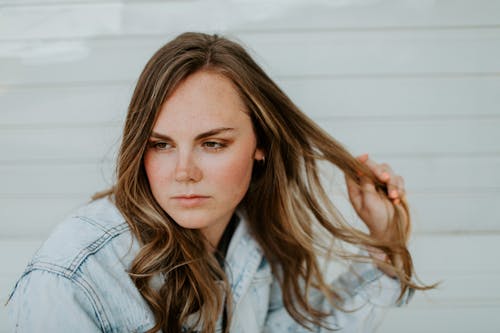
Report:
6,197,413,332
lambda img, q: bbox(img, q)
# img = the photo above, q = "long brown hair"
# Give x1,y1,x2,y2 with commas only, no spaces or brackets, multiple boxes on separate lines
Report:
95,32,431,332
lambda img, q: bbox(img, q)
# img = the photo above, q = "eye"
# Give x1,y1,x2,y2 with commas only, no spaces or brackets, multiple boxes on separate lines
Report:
149,141,172,150
203,141,226,150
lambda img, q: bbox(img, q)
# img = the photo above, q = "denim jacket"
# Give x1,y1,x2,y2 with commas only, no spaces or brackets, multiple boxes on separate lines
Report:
6,197,413,332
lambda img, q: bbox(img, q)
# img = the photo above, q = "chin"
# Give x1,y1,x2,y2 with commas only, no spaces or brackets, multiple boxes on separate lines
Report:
167,209,216,230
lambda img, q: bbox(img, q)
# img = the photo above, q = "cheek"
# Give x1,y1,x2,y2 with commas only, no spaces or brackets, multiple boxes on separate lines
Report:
143,152,170,190
209,153,254,194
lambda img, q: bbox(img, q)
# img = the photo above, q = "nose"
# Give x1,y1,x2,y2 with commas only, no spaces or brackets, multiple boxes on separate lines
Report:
174,149,202,183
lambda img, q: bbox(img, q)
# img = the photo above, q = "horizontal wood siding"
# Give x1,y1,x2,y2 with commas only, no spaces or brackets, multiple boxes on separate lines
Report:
1,1,499,332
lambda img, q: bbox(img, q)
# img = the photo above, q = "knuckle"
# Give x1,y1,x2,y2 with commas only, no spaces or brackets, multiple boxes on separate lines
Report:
380,163,393,173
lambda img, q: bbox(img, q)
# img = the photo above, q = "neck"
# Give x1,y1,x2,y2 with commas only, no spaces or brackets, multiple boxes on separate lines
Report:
201,219,231,253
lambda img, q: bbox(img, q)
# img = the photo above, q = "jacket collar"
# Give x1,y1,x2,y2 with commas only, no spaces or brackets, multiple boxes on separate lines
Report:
224,210,264,307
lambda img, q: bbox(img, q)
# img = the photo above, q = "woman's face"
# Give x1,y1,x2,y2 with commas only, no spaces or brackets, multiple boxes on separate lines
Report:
143,70,263,247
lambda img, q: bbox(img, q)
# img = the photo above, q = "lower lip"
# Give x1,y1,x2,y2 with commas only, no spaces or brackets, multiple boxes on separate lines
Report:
173,197,210,207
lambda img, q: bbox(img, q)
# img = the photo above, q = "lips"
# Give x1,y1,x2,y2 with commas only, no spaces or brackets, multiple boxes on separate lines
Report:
171,194,210,207
172,194,209,199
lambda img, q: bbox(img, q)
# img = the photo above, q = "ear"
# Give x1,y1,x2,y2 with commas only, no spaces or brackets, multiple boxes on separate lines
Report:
254,148,265,161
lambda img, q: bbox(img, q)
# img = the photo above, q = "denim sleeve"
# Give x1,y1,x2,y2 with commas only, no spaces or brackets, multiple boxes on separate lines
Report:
6,269,106,332
263,260,414,333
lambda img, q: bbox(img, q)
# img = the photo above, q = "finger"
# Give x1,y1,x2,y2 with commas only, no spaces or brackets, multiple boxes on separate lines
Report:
388,175,406,200
396,175,406,197
361,156,405,202
357,154,400,200
356,153,369,163
345,174,364,209
357,154,389,195
363,157,394,183
360,174,377,195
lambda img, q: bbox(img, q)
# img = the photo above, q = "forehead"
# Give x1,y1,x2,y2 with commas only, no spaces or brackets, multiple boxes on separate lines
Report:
154,70,250,133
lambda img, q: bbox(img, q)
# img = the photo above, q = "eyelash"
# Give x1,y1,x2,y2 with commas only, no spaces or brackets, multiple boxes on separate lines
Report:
149,141,172,150
148,140,227,151
202,141,226,150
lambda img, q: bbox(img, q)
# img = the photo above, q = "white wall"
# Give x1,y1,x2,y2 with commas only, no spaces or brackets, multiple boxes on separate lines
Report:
1,0,499,331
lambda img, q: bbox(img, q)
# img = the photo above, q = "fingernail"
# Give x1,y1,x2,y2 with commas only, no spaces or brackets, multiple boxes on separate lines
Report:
358,153,368,161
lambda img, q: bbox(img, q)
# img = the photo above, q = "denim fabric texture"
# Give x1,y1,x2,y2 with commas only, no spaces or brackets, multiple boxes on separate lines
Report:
6,197,413,332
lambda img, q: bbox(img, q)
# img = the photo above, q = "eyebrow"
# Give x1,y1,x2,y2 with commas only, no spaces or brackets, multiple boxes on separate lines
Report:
150,127,236,141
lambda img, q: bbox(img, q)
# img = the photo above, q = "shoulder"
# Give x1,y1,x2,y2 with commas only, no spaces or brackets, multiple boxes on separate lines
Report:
27,196,133,276
6,197,156,332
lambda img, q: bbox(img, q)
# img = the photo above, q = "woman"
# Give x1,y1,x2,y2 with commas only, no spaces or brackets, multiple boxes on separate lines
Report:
6,32,428,332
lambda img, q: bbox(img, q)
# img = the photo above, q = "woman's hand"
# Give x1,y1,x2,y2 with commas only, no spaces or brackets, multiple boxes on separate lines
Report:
344,153,407,242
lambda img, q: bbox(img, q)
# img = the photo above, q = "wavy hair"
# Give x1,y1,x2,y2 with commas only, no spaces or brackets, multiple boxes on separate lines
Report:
95,32,431,332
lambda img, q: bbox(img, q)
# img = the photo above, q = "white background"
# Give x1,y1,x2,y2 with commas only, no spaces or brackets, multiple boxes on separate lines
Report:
1,0,499,331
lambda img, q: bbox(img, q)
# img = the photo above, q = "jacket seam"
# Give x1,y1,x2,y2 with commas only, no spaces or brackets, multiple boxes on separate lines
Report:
76,215,118,232
14,264,112,332
10,219,130,331
68,220,129,274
